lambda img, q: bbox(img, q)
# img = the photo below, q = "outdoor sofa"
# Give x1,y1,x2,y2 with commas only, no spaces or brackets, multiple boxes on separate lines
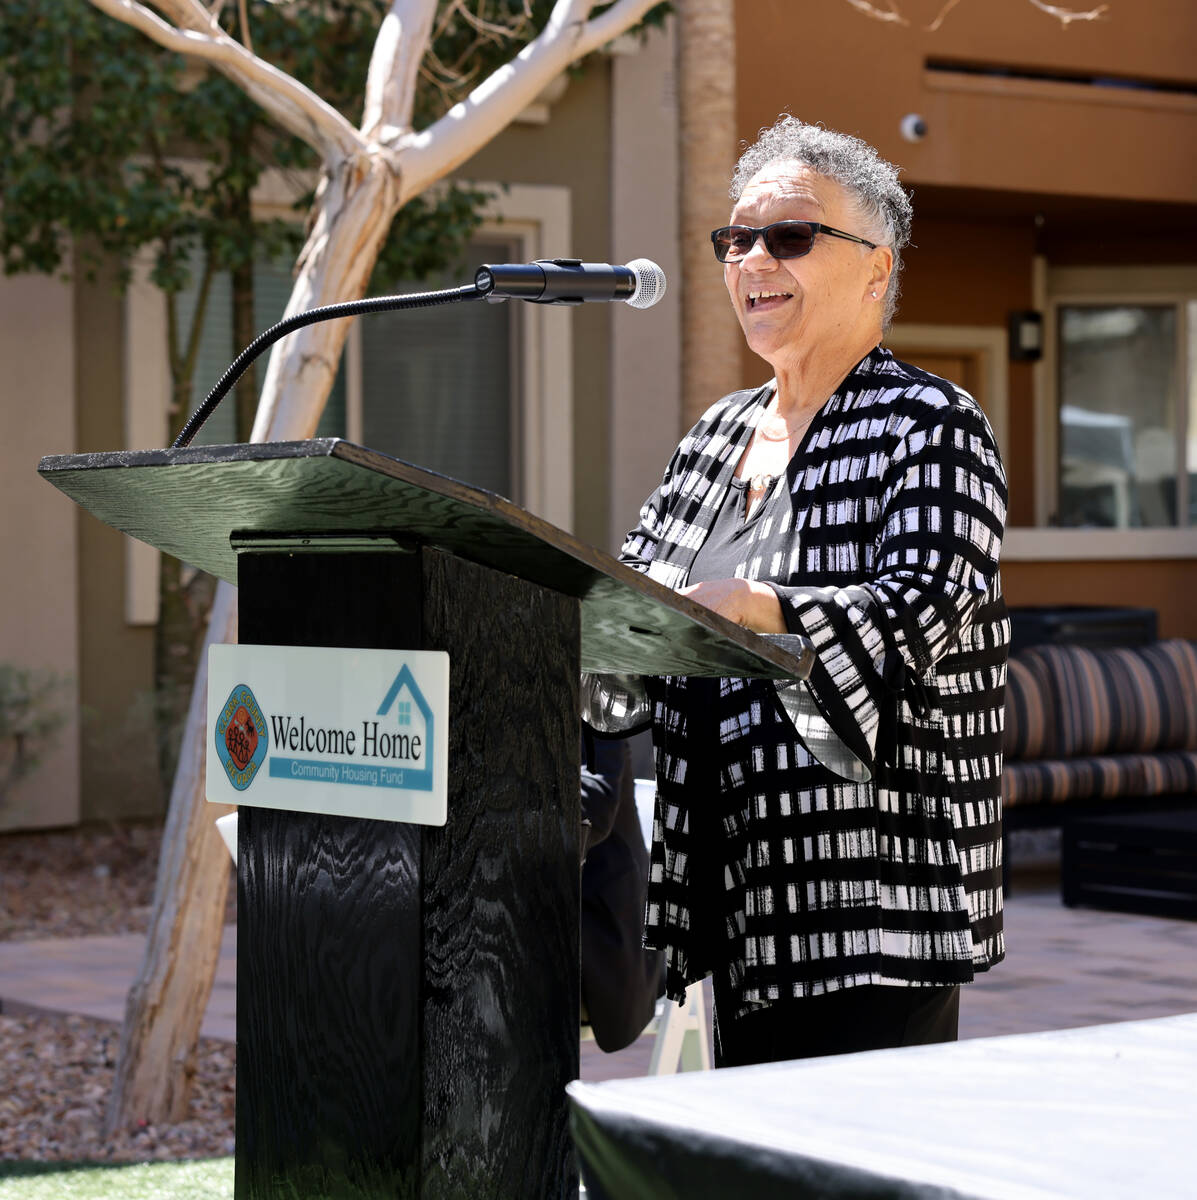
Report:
1001,637,1197,884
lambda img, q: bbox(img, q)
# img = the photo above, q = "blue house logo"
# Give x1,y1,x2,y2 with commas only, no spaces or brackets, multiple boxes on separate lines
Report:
374,666,435,792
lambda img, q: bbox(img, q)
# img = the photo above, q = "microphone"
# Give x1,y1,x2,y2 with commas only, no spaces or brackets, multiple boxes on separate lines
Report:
474,258,666,309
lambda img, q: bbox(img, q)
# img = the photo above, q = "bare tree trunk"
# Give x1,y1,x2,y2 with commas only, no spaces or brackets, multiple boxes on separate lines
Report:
251,156,400,442
154,557,218,790
104,158,399,1134
106,585,237,1129
677,0,742,429
155,372,202,792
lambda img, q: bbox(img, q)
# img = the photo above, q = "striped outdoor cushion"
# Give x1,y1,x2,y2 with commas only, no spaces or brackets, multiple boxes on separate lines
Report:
1036,641,1197,759
1002,651,1055,761
1155,639,1197,736
1003,750,1197,808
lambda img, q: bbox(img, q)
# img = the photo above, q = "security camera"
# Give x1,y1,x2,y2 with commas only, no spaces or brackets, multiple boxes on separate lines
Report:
900,114,928,142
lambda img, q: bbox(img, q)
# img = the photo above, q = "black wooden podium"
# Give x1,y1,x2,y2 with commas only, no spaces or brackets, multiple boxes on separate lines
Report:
39,439,812,1199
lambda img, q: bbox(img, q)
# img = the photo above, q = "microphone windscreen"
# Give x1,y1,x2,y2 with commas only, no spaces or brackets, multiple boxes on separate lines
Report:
625,259,667,310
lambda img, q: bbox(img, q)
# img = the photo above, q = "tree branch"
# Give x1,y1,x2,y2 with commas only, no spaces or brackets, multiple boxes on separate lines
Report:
361,0,437,145
926,0,963,33
149,0,230,31
846,0,1110,30
573,0,662,56
841,0,909,26
236,0,252,54
398,0,658,198
458,0,532,43
86,0,365,161
1027,0,1109,24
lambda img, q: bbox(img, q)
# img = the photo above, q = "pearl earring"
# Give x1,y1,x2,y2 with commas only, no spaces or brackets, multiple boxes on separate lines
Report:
870,291,877,299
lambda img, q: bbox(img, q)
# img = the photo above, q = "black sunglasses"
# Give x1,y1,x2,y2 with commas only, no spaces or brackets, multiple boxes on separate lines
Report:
711,220,878,263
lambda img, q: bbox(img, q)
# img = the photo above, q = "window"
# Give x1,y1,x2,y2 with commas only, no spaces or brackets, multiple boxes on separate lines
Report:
1056,303,1192,528
354,236,520,500
1000,264,1197,559
337,184,575,527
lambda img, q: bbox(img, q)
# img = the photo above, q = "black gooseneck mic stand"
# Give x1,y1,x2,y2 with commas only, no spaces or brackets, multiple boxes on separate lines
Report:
174,255,666,450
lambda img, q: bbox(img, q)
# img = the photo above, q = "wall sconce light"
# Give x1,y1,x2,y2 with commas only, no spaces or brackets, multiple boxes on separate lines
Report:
1008,310,1043,362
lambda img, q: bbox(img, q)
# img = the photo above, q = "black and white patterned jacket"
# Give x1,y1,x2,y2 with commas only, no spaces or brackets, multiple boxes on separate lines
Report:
591,346,1009,1012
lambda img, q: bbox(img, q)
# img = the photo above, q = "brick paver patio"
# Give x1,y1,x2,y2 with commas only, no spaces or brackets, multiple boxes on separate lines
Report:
2,863,1193,1082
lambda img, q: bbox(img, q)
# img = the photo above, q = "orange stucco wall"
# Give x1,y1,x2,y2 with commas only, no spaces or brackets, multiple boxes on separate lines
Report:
1001,559,1197,640
734,0,1197,206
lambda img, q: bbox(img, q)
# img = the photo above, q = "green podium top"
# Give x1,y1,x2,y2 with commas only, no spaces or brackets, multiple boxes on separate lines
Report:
39,439,812,680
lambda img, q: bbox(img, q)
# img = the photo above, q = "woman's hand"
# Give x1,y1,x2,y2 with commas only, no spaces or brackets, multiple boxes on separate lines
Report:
677,578,787,634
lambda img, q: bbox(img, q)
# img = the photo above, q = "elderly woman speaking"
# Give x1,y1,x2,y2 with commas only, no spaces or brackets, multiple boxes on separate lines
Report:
586,117,1009,1067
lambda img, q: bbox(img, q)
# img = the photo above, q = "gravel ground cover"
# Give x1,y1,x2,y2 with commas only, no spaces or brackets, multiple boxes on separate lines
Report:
0,823,161,943
0,822,236,1164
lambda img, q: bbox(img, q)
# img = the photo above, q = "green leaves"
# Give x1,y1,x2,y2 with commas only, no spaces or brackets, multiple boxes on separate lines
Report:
1,0,191,281
1,0,670,335
0,662,68,809
0,1,313,286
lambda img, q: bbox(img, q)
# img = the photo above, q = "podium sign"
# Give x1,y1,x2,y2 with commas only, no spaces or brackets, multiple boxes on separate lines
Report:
207,644,450,825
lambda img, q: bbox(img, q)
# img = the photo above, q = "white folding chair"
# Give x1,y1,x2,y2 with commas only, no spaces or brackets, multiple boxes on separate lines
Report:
647,981,711,1074
216,811,239,864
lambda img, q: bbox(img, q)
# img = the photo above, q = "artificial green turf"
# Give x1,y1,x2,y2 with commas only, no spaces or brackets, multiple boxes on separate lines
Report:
0,1158,233,1198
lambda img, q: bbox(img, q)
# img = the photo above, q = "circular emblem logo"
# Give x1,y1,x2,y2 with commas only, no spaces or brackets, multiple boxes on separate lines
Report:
215,685,268,791
224,705,260,771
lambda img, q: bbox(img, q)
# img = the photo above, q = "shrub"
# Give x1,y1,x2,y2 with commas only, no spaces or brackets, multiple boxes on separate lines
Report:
0,664,68,809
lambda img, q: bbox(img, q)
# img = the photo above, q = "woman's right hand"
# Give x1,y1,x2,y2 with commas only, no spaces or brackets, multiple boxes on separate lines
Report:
677,578,786,634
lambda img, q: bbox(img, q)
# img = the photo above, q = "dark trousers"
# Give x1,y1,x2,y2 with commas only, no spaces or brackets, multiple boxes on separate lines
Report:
713,981,960,1068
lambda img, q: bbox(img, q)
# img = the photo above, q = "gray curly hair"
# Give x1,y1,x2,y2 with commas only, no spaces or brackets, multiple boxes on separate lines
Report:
730,117,913,331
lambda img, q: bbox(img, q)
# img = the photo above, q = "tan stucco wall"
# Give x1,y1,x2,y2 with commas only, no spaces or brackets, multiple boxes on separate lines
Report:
74,261,163,822
459,28,684,557
0,272,81,831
